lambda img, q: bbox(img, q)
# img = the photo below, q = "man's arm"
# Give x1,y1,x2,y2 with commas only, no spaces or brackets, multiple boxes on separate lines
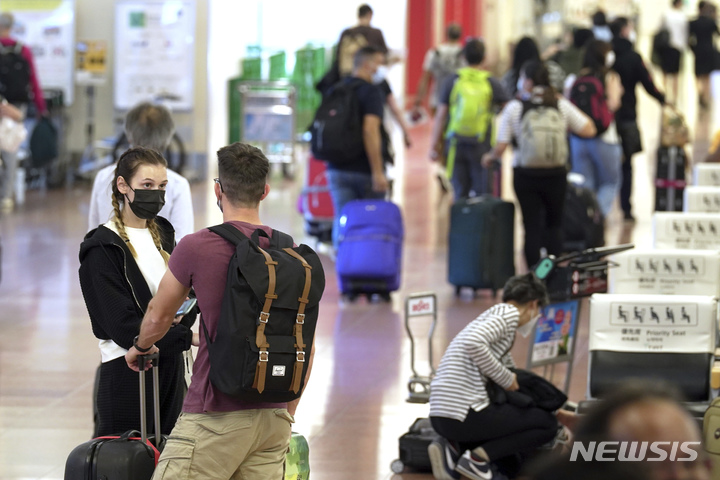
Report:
362,114,388,192
636,55,666,105
125,269,190,371
429,104,448,160
21,45,47,115
286,343,316,416
414,70,433,109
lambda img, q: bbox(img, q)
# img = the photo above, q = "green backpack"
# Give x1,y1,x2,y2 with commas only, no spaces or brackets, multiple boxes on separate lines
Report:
445,67,493,140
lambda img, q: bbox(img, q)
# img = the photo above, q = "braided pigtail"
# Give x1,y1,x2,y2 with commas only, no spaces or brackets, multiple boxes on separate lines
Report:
147,219,170,265
110,186,138,259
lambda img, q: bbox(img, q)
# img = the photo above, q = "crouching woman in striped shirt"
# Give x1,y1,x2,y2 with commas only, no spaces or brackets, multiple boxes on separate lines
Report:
428,273,560,480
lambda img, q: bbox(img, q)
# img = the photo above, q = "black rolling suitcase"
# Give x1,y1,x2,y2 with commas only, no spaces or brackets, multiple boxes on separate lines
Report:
390,418,439,473
448,196,515,295
655,146,688,212
563,183,605,252
65,354,165,480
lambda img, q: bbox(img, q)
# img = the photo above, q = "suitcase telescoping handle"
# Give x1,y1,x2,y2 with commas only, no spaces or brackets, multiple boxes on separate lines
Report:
138,353,161,447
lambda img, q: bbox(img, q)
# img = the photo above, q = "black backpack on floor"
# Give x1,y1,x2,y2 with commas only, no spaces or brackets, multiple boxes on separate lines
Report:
310,78,365,165
202,224,325,403
0,42,30,104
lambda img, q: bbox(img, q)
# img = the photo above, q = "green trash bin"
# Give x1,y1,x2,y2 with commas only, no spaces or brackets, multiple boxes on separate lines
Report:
241,58,262,81
269,52,287,80
228,76,243,144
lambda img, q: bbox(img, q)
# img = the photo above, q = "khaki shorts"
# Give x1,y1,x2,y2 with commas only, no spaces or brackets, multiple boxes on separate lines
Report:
152,408,294,480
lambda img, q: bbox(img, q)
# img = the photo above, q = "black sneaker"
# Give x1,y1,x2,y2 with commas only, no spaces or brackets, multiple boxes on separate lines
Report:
455,450,493,480
623,211,636,223
428,438,460,480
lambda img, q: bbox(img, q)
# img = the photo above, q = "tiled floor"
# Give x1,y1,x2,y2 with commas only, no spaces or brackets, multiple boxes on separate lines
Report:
0,63,712,479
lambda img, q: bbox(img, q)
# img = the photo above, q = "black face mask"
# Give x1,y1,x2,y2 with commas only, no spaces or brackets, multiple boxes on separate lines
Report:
126,187,166,220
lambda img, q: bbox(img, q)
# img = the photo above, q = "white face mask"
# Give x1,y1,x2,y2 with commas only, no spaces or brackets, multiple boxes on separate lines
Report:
605,51,616,68
517,312,541,338
628,30,637,44
372,65,388,85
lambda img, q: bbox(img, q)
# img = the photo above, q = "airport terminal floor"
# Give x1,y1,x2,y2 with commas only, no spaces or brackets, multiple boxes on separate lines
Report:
0,63,716,478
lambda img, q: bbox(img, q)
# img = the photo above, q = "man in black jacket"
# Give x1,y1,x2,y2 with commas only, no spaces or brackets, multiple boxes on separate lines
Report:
611,17,665,222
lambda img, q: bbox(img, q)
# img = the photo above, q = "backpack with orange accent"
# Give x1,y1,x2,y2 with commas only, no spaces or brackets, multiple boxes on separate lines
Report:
202,224,325,402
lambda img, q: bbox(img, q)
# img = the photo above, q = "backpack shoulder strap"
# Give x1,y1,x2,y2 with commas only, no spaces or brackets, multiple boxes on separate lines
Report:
521,100,535,119
208,223,248,246
283,247,313,394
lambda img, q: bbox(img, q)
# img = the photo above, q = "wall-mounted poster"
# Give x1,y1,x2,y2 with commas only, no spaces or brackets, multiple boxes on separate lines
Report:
114,0,196,111
0,0,75,104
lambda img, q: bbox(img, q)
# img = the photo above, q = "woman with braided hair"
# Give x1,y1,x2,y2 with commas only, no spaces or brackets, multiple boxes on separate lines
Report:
79,146,197,436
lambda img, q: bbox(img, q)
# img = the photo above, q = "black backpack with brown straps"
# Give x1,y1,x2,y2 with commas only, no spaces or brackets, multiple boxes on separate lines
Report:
202,224,325,403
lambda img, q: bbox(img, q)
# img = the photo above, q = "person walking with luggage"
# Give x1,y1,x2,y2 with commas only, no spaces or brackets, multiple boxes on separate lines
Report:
482,60,596,269
568,40,624,218
314,46,389,248
88,102,195,240
610,17,666,222
126,142,318,480
79,147,197,437
413,23,464,192
317,3,391,93
428,273,571,480
429,39,510,200
689,1,718,109
660,0,688,104
413,23,464,117
501,37,566,99
0,12,47,211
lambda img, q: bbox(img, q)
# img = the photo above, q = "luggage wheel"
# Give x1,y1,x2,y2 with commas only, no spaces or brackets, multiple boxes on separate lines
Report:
343,292,358,302
390,459,405,474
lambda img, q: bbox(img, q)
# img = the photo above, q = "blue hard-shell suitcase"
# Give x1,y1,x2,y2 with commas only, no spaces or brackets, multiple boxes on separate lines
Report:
448,196,515,295
336,200,403,297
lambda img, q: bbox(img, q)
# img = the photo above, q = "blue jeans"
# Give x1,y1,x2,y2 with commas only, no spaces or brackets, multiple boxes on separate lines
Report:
326,169,385,247
569,136,622,217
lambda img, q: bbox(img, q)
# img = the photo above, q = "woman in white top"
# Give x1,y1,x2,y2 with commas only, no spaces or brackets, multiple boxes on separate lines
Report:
483,60,595,268
79,147,197,436
661,0,688,103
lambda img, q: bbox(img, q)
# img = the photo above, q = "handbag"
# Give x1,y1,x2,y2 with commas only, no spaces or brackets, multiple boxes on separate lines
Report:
0,115,26,153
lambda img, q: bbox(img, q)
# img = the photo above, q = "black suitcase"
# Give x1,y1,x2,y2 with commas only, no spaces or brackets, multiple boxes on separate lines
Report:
390,418,439,473
563,183,605,252
655,146,687,212
65,354,165,480
448,196,515,295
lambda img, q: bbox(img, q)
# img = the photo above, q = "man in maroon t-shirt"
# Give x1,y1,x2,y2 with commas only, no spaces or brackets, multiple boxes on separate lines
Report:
126,143,314,479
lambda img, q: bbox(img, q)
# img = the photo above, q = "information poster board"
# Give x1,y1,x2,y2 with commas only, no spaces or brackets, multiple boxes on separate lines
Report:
76,39,107,85
114,0,195,111
529,299,580,366
0,0,75,104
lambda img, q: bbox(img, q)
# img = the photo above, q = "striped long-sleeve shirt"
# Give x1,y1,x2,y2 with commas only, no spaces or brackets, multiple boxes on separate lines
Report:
429,303,519,422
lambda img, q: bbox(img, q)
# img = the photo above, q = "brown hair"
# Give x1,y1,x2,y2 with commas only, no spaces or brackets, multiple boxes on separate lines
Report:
111,147,170,263
216,142,269,208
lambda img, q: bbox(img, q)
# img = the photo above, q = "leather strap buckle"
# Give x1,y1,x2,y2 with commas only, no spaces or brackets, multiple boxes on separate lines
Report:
258,311,270,324
296,351,306,362
296,313,305,324
259,351,269,362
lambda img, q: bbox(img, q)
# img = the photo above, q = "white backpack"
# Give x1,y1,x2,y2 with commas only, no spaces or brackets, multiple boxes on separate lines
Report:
517,101,568,169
